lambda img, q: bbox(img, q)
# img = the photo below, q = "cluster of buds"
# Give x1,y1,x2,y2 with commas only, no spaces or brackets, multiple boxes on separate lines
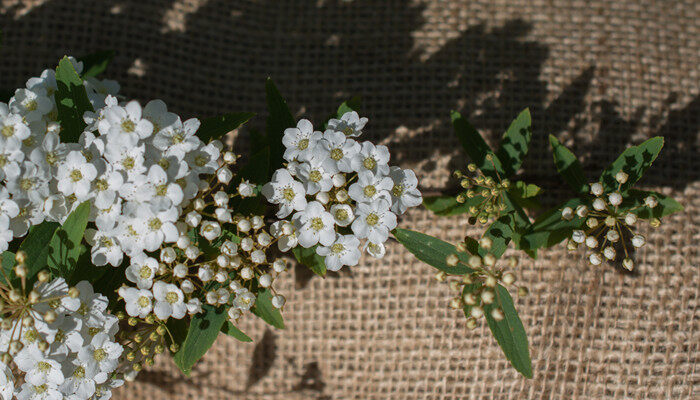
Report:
562,172,660,270
114,311,169,379
0,252,124,399
439,237,527,329
454,155,511,225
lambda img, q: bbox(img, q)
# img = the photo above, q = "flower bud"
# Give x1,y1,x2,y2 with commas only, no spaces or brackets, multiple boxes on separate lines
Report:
449,298,462,309
237,219,251,233
160,247,176,264
631,234,645,248
240,237,254,252
481,290,495,304
434,271,446,282
615,171,629,184
446,254,459,267
238,180,255,197
216,255,230,268
180,279,195,294
198,265,214,282
221,240,238,256
470,306,484,319
15,251,27,264
173,263,187,279
335,189,349,202
608,192,622,206
590,182,604,196
228,307,242,321
575,205,588,218
37,270,49,283
213,191,229,207
14,264,26,278
259,273,273,288
240,266,254,280
502,272,515,285
463,293,477,305
585,236,598,249
272,259,286,273
491,308,504,321
483,254,496,267
479,237,492,250
251,250,266,264
332,173,346,187
223,151,236,164
593,198,606,211
589,253,603,265
484,275,497,287
176,235,191,249
251,216,264,230
271,295,286,309
644,195,658,208
68,287,80,298
622,258,634,271
606,229,620,242
624,213,637,226
185,211,202,228
465,317,477,330
217,167,233,184
561,207,574,221
257,232,272,247
193,198,206,211
215,208,233,223
603,246,616,260
185,245,200,260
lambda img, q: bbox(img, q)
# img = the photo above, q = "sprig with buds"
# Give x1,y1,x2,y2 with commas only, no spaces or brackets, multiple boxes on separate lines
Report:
453,156,511,225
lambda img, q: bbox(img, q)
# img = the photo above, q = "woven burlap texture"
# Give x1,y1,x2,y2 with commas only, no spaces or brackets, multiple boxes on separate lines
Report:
1,0,698,399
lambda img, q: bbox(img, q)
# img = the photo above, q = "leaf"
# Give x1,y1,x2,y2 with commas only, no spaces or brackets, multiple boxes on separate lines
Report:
68,250,108,287
18,221,61,283
482,215,515,258
292,245,326,277
77,50,115,78
221,322,253,342
196,112,255,143
520,198,587,251
483,286,532,378
54,56,94,143
0,252,16,285
622,189,684,219
265,78,295,175
251,289,285,329
392,228,473,275
549,135,588,194
173,305,228,375
599,137,664,192
423,194,485,216
496,108,532,177
451,111,504,179
510,181,540,199
47,202,90,280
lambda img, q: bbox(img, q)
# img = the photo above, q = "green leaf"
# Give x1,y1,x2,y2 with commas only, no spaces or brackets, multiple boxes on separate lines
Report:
482,215,515,258
68,250,108,287
484,286,532,378
496,108,532,177
77,50,115,78
450,111,504,179
47,202,90,280
265,78,295,175
325,97,362,128
173,305,228,375
18,221,61,283
0,252,16,285
196,112,255,143
221,322,253,342
622,189,684,219
423,194,485,216
251,289,284,329
392,228,473,275
510,181,540,199
292,245,327,277
599,137,664,192
54,56,94,143
549,135,588,194
520,198,587,251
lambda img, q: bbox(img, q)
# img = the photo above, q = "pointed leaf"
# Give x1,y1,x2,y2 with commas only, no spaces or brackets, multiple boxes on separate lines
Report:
622,189,684,219
265,78,295,175
549,135,588,194
173,305,228,375
451,111,504,179
292,245,326,277
55,56,94,143
47,202,91,280
600,137,664,192
423,194,485,216
251,289,285,329
496,108,532,176
221,322,253,342
18,221,61,283
196,112,255,143
1,252,15,285
520,198,587,251
392,228,473,275
484,286,532,378
77,50,115,78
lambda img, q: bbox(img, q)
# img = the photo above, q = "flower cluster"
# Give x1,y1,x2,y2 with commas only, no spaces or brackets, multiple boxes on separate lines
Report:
0,58,119,252
263,112,422,271
441,237,528,329
0,253,123,399
453,156,510,225
562,172,660,270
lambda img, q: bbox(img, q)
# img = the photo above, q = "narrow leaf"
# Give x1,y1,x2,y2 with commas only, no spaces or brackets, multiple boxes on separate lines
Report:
77,50,115,78
196,112,255,143
622,189,684,219
55,56,94,143
221,322,253,342
484,286,532,378
47,202,91,280
549,135,588,194
496,108,532,176
520,198,587,251
1,252,15,285
251,289,285,329
423,194,485,216
599,137,664,192
451,111,504,178
482,215,515,258
292,245,326,277
392,228,472,275
265,78,295,175
173,305,228,375
18,221,61,282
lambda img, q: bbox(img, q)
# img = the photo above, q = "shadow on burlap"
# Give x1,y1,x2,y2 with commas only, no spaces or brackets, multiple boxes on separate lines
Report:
0,0,698,398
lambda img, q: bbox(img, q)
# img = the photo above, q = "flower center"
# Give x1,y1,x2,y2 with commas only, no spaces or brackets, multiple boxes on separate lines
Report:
297,138,309,150
138,296,150,308
172,132,185,144
392,184,404,197
24,100,38,111
342,126,354,136
37,361,52,372
20,178,34,191
148,218,162,231
23,136,35,147
70,169,83,182
363,157,376,170
45,151,58,166
121,119,135,133
99,236,113,247
158,157,170,170
309,169,322,183
282,187,296,201
122,156,135,170
156,184,169,196
363,185,376,198
95,179,109,191
195,155,207,167
330,148,344,160
331,243,345,254
34,385,47,394
23,329,38,343
335,209,349,221
93,348,107,362
139,265,152,279
310,217,324,231
0,155,6,167
88,327,100,336
73,366,86,378
366,213,379,226
82,150,93,162
78,302,88,316
165,292,179,304
1,125,14,137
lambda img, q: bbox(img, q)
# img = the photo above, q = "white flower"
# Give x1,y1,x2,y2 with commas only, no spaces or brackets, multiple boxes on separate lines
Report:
29,131,69,171
316,234,361,271
152,281,187,319
56,151,98,199
142,99,179,135
262,169,307,218
217,167,233,184
104,143,146,180
84,228,123,267
98,100,154,145
127,202,179,251
292,201,336,248
125,255,159,289
363,241,386,258
320,130,360,172
0,110,31,147
14,346,64,386
282,119,323,162
146,165,184,207
387,166,422,214
233,289,256,310
200,220,222,241
6,161,50,204
60,362,97,400
152,117,201,158
0,365,13,400
79,333,122,383
329,203,354,227
351,199,397,243
16,382,62,400
185,143,219,174
327,111,368,138
9,88,52,122
90,167,124,210
296,155,338,195
348,170,393,204
350,141,390,175
118,287,153,318
0,216,12,252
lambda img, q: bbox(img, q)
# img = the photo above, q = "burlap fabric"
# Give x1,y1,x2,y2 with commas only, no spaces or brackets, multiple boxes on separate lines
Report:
1,0,698,398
